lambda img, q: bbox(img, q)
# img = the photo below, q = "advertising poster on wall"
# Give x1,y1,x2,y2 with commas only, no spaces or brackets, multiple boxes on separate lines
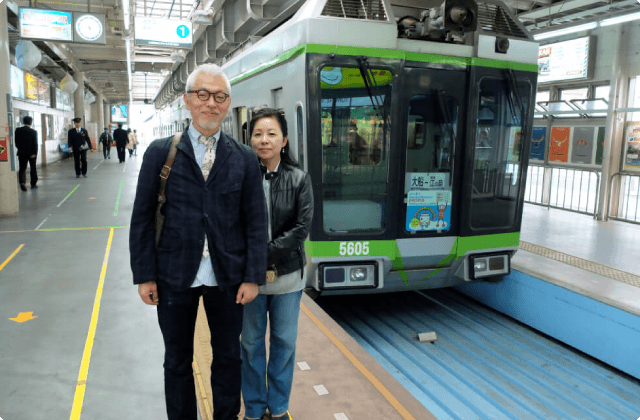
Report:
406,190,452,232
595,127,605,165
38,80,50,106
549,127,570,162
571,126,594,164
10,65,25,99
25,73,38,102
624,123,640,171
508,127,522,161
530,126,546,160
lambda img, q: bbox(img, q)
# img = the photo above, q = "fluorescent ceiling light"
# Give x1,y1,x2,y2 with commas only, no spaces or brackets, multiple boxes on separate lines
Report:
600,11,640,26
533,22,597,40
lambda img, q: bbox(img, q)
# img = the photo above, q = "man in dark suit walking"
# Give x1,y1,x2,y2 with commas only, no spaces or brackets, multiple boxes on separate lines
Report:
15,116,38,190
129,63,268,420
113,122,128,163
67,117,93,178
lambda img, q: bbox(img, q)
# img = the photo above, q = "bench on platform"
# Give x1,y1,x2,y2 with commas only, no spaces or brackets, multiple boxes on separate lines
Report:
59,144,71,158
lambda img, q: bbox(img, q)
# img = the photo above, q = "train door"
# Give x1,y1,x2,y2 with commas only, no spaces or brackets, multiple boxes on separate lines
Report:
460,67,535,236
396,66,467,265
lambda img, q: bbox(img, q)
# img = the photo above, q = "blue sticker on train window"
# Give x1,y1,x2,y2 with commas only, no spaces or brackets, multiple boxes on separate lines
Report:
406,190,451,231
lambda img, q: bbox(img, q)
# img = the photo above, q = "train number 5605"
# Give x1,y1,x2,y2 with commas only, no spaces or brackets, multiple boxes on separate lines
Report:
339,241,370,256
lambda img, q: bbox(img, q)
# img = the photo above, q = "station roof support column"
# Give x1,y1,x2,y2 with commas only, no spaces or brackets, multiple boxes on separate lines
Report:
0,1,19,216
74,72,86,121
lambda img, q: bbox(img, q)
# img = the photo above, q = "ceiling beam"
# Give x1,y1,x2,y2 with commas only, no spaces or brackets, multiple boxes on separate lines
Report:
518,0,605,20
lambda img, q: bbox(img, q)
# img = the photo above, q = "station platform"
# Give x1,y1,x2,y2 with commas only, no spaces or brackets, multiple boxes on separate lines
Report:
1,149,638,420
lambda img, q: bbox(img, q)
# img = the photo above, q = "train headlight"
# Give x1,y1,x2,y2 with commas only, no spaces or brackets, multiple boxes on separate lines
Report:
319,262,378,290
350,267,368,282
470,253,510,280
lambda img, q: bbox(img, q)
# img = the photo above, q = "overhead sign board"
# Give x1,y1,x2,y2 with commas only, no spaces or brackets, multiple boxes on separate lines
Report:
538,36,592,84
19,8,73,41
134,17,192,48
73,12,106,45
111,105,128,123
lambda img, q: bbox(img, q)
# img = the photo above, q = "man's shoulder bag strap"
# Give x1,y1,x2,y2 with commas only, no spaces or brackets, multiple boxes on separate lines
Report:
155,133,182,247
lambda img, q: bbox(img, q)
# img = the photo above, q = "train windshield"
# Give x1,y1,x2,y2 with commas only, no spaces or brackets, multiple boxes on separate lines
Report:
472,77,531,229
320,66,392,234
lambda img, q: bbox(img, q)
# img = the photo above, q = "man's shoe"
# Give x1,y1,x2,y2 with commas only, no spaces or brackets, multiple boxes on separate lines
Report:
271,412,291,420
83,174,87,178
76,175,80,178
31,185,38,189
20,184,27,191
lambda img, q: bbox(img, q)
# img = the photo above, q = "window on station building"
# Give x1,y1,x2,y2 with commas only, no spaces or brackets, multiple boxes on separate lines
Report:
594,85,610,101
629,76,640,122
535,91,550,118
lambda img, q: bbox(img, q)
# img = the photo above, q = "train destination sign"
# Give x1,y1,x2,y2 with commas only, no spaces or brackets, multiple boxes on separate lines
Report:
134,17,192,48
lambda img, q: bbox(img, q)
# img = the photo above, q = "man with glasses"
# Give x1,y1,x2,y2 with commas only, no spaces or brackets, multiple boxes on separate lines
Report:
130,63,268,420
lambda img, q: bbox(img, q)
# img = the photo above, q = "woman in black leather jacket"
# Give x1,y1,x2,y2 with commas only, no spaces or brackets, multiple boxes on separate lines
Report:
241,108,313,420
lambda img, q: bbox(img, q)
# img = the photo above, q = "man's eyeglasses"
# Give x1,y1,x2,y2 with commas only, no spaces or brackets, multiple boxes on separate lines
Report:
186,89,230,103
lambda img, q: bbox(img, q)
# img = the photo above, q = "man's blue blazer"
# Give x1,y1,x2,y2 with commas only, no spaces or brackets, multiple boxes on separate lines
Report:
129,128,268,291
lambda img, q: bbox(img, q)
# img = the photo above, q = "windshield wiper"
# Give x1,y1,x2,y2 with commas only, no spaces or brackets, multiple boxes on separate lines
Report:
436,90,456,186
356,55,390,161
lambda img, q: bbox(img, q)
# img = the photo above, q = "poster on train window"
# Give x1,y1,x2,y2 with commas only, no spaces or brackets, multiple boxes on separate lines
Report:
406,190,451,232
530,127,546,161
508,127,522,161
624,123,640,171
549,127,570,162
595,127,605,165
571,127,594,164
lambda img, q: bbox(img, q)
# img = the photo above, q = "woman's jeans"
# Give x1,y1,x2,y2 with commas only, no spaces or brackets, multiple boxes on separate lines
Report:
241,290,302,418
157,284,243,420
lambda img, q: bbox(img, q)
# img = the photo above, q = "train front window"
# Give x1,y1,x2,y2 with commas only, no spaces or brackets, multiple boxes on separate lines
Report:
404,94,456,233
320,66,392,234
471,77,531,229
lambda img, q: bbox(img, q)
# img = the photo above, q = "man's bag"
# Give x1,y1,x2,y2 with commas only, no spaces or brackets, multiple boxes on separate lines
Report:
155,133,182,247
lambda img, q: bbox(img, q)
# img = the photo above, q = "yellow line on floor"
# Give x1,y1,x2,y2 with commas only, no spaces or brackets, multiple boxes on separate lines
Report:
193,359,213,420
300,303,416,420
69,228,114,420
0,244,24,272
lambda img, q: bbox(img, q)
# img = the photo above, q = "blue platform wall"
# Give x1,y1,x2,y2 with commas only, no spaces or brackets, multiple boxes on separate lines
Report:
457,270,640,380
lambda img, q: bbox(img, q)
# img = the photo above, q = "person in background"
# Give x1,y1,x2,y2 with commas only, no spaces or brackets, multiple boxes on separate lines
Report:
126,128,135,157
99,127,112,159
113,123,128,163
132,129,139,156
67,117,92,178
241,108,314,420
15,115,39,191
129,63,268,420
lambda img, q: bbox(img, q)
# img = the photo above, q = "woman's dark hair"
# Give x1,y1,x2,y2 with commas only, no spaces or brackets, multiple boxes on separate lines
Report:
249,107,299,168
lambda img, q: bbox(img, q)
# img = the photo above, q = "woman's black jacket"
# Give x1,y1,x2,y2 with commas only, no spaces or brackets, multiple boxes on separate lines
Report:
265,163,314,276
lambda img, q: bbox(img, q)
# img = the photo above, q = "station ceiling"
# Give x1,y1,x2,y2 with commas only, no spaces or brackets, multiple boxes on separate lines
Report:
5,0,640,105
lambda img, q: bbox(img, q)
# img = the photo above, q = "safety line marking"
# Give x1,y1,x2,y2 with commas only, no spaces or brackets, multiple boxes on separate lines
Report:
69,228,114,420
35,216,49,231
193,359,213,420
92,161,102,171
122,161,126,173
57,184,80,208
300,304,416,420
37,226,128,232
0,245,24,272
113,180,124,216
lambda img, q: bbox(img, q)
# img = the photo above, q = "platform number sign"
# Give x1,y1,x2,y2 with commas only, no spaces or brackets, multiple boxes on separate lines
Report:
177,24,189,39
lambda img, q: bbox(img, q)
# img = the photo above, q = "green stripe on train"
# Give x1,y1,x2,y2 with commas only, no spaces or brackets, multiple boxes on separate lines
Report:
229,43,538,85
305,232,520,285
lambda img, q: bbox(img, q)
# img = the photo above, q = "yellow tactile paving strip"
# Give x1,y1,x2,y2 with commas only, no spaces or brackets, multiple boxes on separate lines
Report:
519,241,640,288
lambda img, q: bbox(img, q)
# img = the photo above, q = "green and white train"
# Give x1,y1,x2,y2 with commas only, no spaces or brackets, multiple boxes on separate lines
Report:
155,0,539,295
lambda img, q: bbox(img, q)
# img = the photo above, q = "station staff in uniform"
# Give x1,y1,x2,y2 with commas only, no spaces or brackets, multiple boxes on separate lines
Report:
129,63,268,420
67,117,92,178
15,115,39,190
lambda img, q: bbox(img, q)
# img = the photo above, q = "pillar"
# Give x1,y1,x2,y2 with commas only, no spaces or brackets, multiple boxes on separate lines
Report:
73,71,86,121
0,2,19,216
97,91,105,131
